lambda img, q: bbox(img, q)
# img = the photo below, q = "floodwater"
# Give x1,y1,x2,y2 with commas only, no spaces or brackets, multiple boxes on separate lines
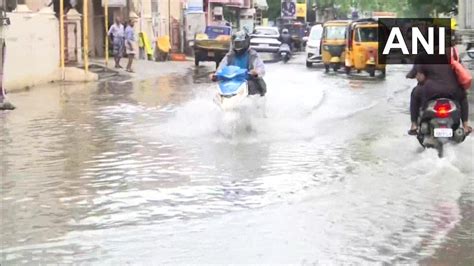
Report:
1,55,473,264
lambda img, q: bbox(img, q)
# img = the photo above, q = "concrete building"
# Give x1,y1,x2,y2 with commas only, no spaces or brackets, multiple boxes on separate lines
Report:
2,0,191,91
204,0,267,32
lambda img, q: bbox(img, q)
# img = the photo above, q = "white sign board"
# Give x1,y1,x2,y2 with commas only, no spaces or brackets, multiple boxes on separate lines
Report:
102,0,127,7
187,0,204,13
213,6,223,16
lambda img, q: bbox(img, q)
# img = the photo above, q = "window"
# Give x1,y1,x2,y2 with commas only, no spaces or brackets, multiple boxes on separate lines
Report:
253,28,278,36
310,26,323,40
355,27,378,42
324,26,346,40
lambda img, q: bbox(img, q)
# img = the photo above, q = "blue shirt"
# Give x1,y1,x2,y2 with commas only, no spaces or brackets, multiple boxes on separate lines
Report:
233,52,249,70
217,49,266,77
125,26,135,42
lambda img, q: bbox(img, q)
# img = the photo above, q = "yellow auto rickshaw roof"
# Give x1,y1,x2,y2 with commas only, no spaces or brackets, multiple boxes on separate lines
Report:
354,23,379,28
324,20,352,26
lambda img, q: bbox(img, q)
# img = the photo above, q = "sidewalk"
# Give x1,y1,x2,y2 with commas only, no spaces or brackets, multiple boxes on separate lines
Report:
89,58,194,83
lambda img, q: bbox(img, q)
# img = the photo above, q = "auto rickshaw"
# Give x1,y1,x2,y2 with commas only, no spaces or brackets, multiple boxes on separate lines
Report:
344,19,386,77
321,20,351,73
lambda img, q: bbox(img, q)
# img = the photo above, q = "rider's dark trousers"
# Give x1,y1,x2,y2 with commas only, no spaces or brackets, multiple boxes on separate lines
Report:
248,78,267,96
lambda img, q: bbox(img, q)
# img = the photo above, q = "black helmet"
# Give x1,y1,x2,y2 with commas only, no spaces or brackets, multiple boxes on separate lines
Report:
232,31,250,55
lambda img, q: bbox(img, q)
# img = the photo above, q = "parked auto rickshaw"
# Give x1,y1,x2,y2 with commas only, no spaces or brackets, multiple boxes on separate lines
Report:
344,19,386,77
321,20,351,73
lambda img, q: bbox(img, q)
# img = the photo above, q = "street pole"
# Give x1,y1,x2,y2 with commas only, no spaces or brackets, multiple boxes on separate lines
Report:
59,0,65,80
140,0,143,33
105,0,109,67
83,0,89,74
207,0,211,25
168,0,171,45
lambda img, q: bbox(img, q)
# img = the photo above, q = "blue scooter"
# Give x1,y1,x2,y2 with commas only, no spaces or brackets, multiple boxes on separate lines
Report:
214,65,249,111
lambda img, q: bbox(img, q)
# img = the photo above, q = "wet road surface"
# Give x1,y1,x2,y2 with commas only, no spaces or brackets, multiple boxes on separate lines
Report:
1,54,473,264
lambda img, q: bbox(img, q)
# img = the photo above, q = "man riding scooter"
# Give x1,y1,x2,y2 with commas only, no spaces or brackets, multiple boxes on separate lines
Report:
279,28,293,50
407,18,471,136
278,28,292,62
211,31,267,96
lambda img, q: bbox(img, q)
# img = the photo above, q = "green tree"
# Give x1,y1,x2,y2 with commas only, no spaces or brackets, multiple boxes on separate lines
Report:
266,0,458,21
267,0,281,20
407,0,458,17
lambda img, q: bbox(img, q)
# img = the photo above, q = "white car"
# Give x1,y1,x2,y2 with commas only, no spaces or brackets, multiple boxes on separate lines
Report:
305,24,323,67
250,26,281,53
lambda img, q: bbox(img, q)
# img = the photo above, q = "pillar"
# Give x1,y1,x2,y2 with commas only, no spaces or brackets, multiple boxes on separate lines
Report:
65,7,82,64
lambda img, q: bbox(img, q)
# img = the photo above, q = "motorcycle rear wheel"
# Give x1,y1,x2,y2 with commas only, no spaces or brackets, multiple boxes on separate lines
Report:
437,144,444,158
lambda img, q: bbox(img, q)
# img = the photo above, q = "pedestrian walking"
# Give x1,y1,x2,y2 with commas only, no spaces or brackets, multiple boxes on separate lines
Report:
124,19,137,73
108,16,125,69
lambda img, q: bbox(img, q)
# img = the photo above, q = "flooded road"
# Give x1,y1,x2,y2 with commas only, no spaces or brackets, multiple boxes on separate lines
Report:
1,55,473,264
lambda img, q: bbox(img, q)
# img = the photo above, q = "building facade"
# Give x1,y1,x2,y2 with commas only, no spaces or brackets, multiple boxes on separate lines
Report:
204,0,267,32
2,0,270,90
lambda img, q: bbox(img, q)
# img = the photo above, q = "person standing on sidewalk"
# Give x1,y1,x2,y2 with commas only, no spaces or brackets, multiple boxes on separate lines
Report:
108,17,125,69
124,19,137,73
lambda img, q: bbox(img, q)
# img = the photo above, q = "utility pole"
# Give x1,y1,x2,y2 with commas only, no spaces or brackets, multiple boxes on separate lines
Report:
60,0,65,80
83,0,89,74
168,0,171,42
105,0,109,67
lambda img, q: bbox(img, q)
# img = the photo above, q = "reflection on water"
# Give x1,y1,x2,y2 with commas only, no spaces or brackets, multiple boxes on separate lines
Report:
1,62,472,264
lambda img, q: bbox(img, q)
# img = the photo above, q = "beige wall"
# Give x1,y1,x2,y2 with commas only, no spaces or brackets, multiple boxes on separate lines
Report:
171,0,182,21
4,8,60,91
158,0,170,36
87,0,105,57
132,0,154,40
24,0,49,12
156,0,182,36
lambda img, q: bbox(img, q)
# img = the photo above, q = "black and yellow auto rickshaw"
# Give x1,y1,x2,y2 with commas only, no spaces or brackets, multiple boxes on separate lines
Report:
344,19,386,77
321,20,351,73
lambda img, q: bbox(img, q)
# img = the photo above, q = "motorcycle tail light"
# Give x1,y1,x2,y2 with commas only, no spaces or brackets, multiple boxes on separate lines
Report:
434,101,453,118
